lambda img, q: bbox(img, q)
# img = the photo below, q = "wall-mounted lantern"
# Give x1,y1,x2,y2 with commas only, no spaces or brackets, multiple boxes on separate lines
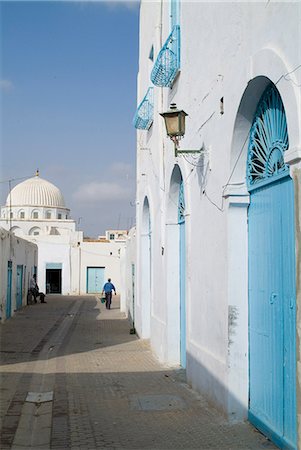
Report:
160,104,203,157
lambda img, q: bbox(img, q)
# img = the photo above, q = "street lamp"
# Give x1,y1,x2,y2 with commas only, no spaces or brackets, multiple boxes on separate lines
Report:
160,103,203,157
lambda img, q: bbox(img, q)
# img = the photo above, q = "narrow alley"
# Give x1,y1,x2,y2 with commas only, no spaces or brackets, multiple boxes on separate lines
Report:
1,296,276,449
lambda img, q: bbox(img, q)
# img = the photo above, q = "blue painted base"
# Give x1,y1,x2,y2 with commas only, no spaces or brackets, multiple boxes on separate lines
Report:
248,411,296,450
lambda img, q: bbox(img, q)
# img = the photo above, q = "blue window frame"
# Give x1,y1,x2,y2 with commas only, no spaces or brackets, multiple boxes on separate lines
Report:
170,0,180,28
247,85,289,190
133,87,154,130
150,25,180,88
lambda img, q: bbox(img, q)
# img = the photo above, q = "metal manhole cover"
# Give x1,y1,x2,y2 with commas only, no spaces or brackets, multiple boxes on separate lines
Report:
25,391,54,403
130,394,186,411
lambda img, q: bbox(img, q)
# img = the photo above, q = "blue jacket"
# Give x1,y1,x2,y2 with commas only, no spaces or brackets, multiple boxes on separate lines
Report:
103,282,116,293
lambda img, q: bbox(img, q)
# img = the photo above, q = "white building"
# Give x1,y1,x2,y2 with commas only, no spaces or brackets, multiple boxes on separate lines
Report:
0,227,38,321
0,173,124,296
120,227,136,322
134,2,301,449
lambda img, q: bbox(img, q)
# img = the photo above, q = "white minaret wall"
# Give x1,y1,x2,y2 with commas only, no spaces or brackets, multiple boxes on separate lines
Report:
135,0,301,425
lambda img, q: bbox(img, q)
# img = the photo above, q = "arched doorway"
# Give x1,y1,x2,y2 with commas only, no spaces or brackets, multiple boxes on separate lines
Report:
247,84,297,448
166,165,186,367
141,197,151,338
178,179,186,368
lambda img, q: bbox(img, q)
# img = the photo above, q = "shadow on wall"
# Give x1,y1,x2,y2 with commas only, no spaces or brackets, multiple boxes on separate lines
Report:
187,350,247,422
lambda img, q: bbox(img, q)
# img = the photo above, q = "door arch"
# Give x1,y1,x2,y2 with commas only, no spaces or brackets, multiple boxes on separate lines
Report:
247,84,297,449
178,179,186,368
166,165,186,367
141,197,151,338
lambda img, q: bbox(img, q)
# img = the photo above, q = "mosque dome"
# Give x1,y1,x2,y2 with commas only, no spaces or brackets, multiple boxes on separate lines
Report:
6,173,66,208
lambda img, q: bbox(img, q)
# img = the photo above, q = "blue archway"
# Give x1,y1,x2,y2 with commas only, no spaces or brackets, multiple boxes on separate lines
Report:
248,85,297,449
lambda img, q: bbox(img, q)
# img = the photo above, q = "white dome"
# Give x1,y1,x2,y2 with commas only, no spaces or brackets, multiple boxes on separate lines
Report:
6,175,66,208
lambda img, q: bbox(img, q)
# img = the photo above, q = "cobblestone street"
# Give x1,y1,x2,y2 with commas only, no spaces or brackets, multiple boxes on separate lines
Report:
0,296,277,449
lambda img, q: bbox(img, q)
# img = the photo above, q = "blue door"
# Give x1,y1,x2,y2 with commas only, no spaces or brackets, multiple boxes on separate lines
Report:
6,261,12,319
248,85,296,449
178,180,186,368
16,265,23,310
87,267,105,294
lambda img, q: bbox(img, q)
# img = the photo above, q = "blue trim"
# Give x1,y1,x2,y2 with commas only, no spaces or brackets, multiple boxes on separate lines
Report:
86,267,105,294
248,168,290,192
133,87,154,130
16,265,23,310
178,179,185,223
6,261,12,319
151,25,180,87
170,0,180,28
247,85,289,189
248,411,296,450
46,263,62,270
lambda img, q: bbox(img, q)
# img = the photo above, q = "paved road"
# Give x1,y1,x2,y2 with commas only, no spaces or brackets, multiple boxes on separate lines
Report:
0,295,277,449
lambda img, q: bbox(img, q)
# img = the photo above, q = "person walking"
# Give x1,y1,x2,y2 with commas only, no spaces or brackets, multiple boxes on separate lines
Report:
102,278,116,310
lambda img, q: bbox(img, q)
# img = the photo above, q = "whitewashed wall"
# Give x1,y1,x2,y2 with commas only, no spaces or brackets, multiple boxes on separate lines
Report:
77,240,123,295
0,227,38,321
32,234,123,296
136,0,301,423
120,227,136,322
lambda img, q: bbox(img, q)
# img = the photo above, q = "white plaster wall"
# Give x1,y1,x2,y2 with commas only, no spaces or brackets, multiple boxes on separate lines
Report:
0,227,38,321
120,227,136,320
0,205,70,221
136,0,301,419
78,241,123,295
36,236,72,294
0,217,76,236
28,234,123,296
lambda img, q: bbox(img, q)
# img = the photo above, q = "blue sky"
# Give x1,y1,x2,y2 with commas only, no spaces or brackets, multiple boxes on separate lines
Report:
0,0,139,236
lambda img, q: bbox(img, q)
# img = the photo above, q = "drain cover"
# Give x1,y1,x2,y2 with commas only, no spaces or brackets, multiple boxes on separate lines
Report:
130,394,186,411
25,391,54,404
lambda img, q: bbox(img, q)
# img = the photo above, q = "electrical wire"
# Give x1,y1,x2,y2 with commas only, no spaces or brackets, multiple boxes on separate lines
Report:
0,174,35,184
137,64,301,215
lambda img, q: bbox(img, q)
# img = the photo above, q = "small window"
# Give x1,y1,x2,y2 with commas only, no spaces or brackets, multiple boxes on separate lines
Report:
20,211,25,219
32,211,39,219
10,212,13,219
29,226,41,236
149,45,154,61
65,214,68,219
58,213,62,219
46,211,51,219
109,233,115,240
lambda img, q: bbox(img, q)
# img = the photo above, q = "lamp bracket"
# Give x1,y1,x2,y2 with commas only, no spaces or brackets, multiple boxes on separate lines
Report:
174,146,206,158
171,135,207,157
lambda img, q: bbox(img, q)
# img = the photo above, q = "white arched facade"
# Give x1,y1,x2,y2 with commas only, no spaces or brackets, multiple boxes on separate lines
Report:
226,51,301,424
165,165,183,365
140,196,152,338
135,3,301,446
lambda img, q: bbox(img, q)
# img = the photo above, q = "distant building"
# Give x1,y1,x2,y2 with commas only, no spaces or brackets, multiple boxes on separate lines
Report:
103,230,128,243
0,172,125,296
120,227,136,322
